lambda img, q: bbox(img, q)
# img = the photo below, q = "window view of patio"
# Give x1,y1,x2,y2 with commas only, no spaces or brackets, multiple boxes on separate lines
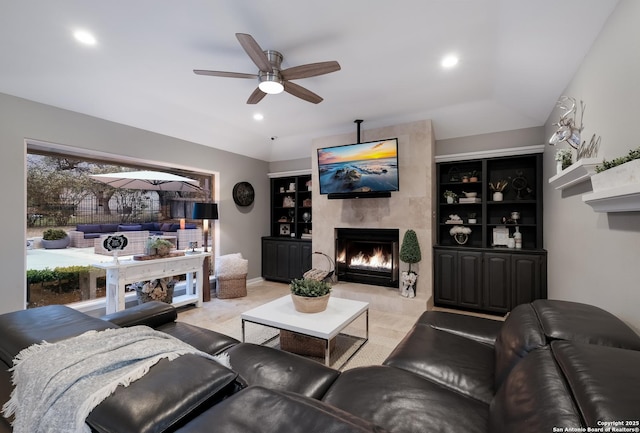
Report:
26,152,213,309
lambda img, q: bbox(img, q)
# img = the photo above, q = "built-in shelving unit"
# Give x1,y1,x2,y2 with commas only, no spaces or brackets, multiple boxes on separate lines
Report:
262,170,313,283
434,147,547,314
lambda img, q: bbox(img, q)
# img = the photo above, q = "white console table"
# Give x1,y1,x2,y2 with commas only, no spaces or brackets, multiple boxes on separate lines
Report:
93,253,210,314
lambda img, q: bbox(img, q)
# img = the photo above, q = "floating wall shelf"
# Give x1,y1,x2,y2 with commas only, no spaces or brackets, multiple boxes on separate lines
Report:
582,159,640,213
548,158,599,190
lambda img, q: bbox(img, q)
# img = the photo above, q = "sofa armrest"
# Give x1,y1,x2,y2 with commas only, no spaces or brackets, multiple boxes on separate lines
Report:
68,230,95,248
417,310,503,346
101,301,177,328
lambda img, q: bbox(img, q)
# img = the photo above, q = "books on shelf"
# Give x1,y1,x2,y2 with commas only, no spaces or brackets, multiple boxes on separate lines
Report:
445,219,464,224
300,233,312,239
458,197,481,203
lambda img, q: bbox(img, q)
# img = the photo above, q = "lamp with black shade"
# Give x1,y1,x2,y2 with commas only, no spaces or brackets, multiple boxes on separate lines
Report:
192,202,218,301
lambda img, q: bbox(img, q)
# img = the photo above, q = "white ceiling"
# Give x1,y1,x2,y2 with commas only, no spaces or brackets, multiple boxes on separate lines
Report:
0,1,618,162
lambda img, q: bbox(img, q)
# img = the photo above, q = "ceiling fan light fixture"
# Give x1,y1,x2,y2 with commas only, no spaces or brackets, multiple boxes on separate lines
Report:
258,73,284,94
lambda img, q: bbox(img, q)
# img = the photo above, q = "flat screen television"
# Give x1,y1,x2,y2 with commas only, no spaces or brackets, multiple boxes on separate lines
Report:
317,138,399,198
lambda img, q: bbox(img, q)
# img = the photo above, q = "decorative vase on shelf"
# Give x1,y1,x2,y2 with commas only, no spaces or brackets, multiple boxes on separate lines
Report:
446,196,454,204
454,233,469,245
556,160,563,174
493,191,503,201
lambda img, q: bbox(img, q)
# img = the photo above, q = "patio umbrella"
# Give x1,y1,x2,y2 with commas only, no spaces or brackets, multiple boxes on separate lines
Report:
90,170,201,192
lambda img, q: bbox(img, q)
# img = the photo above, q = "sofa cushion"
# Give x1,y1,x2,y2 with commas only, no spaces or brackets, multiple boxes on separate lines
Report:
533,299,640,350
0,305,118,367
86,354,239,433
140,222,156,231
383,322,495,403
84,233,102,239
117,224,142,231
493,303,546,389
552,341,640,426
101,301,178,328
489,346,583,433
323,365,488,433
175,386,389,433
76,223,102,233
100,223,119,232
226,342,340,399
155,322,239,355
184,223,197,229
160,223,173,232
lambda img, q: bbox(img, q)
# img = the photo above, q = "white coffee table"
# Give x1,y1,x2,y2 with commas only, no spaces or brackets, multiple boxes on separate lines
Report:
241,295,369,368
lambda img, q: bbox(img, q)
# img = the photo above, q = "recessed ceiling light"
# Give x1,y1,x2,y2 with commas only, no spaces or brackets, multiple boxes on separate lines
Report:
73,30,97,46
253,113,264,121
441,54,459,69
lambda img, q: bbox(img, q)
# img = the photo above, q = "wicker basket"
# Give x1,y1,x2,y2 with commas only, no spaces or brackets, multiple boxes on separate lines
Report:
216,274,247,299
280,330,336,358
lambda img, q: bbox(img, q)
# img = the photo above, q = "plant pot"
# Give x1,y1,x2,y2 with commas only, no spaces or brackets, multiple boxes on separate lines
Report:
590,159,640,192
469,176,478,182
41,236,70,249
156,245,171,257
492,191,503,201
468,218,477,224
446,196,455,204
291,293,330,313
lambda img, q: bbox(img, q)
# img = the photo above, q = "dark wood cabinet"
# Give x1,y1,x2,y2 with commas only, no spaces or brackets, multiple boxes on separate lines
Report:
261,237,312,283
433,149,547,314
434,246,547,314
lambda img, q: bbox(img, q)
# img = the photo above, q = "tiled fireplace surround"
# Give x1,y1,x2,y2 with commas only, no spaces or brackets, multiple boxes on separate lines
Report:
311,120,435,316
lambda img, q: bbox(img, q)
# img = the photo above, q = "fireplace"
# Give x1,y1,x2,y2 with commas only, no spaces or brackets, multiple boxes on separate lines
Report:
335,228,399,288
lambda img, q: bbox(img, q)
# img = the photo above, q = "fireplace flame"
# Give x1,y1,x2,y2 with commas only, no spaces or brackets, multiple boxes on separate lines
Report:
338,247,392,271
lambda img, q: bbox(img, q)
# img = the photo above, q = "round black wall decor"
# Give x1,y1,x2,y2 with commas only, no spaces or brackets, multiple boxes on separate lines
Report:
232,181,255,206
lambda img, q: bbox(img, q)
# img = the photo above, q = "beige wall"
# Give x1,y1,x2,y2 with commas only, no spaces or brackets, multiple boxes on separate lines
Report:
0,93,270,314
542,0,640,333
311,120,435,309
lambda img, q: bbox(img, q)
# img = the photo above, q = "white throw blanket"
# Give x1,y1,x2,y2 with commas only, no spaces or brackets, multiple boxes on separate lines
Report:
2,325,223,433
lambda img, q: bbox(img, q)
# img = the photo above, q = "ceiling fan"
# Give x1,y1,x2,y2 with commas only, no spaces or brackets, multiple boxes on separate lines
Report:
194,33,341,104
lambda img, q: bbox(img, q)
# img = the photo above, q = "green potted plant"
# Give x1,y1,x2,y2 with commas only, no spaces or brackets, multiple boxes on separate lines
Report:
443,190,457,204
146,237,174,257
41,228,70,249
468,212,477,224
469,170,479,182
399,229,421,298
290,278,331,313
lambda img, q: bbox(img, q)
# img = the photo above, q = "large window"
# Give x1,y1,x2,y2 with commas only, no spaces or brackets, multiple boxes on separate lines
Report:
26,146,215,309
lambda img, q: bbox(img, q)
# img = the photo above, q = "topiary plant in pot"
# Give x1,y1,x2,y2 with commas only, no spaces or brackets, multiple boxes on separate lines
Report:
290,278,332,313
41,229,70,249
399,229,421,298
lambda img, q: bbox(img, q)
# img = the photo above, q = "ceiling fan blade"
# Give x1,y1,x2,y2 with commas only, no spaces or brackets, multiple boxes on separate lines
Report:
236,33,273,73
247,87,267,104
193,69,257,79
280,61,341,80
283,81,323,104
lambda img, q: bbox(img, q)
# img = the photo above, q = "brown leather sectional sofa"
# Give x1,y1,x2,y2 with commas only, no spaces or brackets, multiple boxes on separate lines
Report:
1,299,639,433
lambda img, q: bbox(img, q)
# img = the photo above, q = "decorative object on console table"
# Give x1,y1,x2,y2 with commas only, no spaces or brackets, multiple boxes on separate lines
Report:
103,234,129,263
192,202,219,302
131,278,176,304
399,229,421,298
290,278,331,313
